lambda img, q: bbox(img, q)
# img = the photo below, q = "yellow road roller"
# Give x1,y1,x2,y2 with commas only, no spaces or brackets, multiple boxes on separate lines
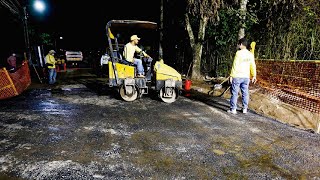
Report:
105,20,182,103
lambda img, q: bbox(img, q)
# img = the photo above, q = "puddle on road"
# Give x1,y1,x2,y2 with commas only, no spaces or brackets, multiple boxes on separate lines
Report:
35,100,72,115
59,84,88,90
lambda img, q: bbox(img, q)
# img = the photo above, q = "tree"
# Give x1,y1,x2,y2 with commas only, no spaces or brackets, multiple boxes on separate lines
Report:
238,0,248,39
249,0,320,60
184,0,224,80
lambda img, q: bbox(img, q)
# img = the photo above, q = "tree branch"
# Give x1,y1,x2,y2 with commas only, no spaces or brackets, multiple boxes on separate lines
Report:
185,13,195,49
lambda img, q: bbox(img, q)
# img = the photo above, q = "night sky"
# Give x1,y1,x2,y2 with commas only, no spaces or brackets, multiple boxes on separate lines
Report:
0,0,160,61
49,0,160,49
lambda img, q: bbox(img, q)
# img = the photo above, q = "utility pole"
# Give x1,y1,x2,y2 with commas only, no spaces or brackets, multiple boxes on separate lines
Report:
159,0,164,59
2,0,46,64
23,6,31,62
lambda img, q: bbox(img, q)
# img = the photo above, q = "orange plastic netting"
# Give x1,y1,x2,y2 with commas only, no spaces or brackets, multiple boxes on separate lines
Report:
255,60,320,114
0,61,31,100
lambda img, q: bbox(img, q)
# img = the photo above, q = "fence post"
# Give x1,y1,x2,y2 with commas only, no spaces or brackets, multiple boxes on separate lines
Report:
317,115,320,134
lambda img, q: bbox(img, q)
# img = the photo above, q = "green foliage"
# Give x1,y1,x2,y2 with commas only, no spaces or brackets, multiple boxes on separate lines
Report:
202,5,259,77
202,8,238,76
207,8,238,45
288,4,320,60
27,22,54,47
167,0,320,77
250,0,320,60
203,0,320,77
39,33,54,46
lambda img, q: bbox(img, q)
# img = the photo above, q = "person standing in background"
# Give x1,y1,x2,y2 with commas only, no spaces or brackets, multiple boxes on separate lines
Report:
100,52,110,77
7,53,17,72
227,38,257,114
45,50,57,85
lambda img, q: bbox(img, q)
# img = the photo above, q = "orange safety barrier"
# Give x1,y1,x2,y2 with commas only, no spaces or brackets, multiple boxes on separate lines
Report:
0,60,31,100
56,63,67,72
255,59,320,114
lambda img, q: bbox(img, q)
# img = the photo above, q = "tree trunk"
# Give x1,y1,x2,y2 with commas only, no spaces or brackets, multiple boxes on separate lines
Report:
191,44,203,80
238,0,248,39
159,0,164,59
185,14,195,49
185,13,208,80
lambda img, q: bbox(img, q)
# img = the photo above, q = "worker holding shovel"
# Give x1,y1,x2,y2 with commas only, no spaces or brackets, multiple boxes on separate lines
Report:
227,38,257,114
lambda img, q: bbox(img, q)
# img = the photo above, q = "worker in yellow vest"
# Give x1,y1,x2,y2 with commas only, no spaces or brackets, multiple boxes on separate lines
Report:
227,38,257,114
45,50,57,85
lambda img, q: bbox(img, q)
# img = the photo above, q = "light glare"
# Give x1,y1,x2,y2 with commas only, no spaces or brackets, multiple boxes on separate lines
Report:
34,0,45,13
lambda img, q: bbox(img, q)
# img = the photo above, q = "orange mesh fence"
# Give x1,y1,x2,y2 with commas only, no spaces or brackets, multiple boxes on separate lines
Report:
0,68,18,99
0,61,31,100
255,59,320,114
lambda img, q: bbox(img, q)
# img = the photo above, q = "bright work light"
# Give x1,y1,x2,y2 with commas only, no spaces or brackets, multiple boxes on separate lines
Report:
33,0,45,13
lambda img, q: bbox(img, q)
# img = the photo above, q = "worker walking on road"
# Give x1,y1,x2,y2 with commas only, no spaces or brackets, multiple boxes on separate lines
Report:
45,50,57,85
227,38,257,114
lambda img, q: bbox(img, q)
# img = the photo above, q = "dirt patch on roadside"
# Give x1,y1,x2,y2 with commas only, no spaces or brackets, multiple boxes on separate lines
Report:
190,79,320,132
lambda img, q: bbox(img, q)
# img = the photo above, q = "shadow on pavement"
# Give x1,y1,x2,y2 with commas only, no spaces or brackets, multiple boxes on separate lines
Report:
182,89,230,112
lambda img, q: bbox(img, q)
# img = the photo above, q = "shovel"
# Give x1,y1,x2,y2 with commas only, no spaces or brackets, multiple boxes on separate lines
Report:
208,76,230,97
214,76,230,89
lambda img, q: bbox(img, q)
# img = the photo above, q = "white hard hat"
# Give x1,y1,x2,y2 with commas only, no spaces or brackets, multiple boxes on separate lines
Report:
130,35,141,41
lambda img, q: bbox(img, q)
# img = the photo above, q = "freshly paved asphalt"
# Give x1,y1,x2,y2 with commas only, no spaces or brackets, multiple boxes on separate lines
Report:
0,71,319,179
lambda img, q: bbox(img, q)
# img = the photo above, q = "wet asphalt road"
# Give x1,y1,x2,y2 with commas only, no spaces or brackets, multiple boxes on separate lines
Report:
0,73,320,179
